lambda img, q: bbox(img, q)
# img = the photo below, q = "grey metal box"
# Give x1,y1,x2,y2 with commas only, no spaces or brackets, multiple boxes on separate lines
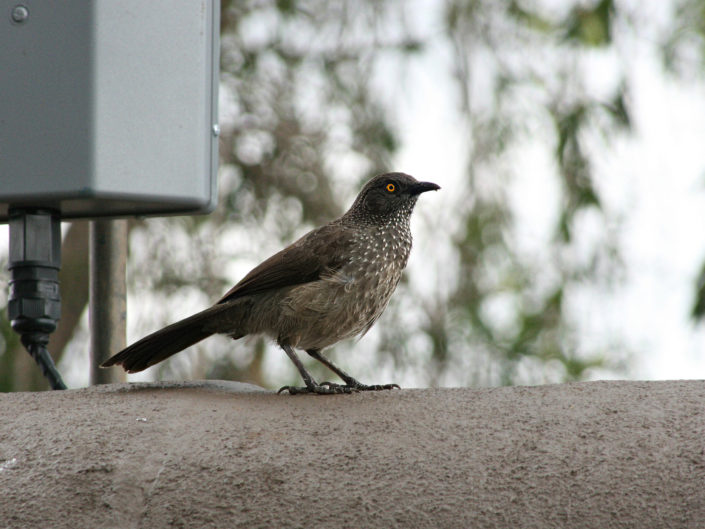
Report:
0,1,219,221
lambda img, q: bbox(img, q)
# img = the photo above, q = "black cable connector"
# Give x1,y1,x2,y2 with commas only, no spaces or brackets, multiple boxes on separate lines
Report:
8,209,67,390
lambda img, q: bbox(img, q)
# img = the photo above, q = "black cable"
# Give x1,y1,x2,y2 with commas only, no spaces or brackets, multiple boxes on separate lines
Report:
8,209,68,390
21,334,67,390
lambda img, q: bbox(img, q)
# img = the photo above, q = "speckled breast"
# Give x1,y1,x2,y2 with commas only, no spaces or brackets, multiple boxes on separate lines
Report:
279,222,413,350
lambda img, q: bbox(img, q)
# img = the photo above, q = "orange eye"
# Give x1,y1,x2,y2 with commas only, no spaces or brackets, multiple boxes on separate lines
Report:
386,183,396,192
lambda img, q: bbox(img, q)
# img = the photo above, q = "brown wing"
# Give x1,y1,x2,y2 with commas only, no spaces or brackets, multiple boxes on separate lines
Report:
217,222,355,304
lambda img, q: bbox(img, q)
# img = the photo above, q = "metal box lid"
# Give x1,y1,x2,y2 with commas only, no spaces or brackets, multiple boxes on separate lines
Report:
0,1,219,221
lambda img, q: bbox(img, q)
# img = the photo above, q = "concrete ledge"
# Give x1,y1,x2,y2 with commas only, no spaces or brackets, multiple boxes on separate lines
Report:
1,380,703,528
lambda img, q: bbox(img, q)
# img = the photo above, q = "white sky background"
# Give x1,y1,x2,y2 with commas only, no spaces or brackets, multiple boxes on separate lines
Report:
391,0,705,381
2,0,705,385
605,63,705,379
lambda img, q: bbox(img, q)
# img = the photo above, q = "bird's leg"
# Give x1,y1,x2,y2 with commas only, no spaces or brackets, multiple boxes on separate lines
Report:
306,349,400,391
277,344,355,395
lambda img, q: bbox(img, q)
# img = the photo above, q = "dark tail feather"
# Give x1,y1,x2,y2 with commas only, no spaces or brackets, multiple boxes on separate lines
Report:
101,304,230,373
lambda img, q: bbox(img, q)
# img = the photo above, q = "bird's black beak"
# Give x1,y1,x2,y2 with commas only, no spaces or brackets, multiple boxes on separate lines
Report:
409,181,441,195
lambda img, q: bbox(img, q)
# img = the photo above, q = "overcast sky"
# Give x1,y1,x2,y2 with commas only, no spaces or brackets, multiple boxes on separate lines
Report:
393,0,705,381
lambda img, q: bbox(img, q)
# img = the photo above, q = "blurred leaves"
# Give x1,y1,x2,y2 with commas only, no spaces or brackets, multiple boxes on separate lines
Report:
662,0,705,76
564,0,614,47
666,0,705,320
413,0,637,385
5,0,705,390
692,261,705,320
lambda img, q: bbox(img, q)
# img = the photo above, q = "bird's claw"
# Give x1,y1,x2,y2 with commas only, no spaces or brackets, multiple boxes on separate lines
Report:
356,383,401,391
321,381,400,391
278,380,401,395
277,384,356,395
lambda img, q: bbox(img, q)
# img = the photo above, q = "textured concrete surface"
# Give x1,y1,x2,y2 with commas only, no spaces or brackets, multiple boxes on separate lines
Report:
1,380,704,529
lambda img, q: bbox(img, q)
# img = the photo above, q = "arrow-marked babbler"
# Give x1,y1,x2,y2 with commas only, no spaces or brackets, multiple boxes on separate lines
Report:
102,172,440,394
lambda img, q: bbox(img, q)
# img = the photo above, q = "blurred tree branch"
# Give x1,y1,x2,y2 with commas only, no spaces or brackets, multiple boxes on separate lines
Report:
4,0,705,390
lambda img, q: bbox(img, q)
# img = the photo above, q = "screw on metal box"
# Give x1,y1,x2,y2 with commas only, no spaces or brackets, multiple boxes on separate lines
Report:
11,5,29,23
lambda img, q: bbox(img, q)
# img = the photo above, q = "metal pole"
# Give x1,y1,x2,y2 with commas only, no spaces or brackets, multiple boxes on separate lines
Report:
89,219,127,384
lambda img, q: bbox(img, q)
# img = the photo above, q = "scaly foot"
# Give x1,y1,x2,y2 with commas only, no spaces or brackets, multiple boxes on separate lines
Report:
277,383,357,395
320,381,400,391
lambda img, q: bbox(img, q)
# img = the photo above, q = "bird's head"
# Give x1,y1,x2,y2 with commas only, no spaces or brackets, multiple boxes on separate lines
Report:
345,172,440,224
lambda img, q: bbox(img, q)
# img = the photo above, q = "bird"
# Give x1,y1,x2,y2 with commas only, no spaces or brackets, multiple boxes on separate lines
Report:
101,172,440,394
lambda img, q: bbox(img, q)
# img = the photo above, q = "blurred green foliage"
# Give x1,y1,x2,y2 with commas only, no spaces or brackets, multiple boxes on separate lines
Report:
3,0,705,390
